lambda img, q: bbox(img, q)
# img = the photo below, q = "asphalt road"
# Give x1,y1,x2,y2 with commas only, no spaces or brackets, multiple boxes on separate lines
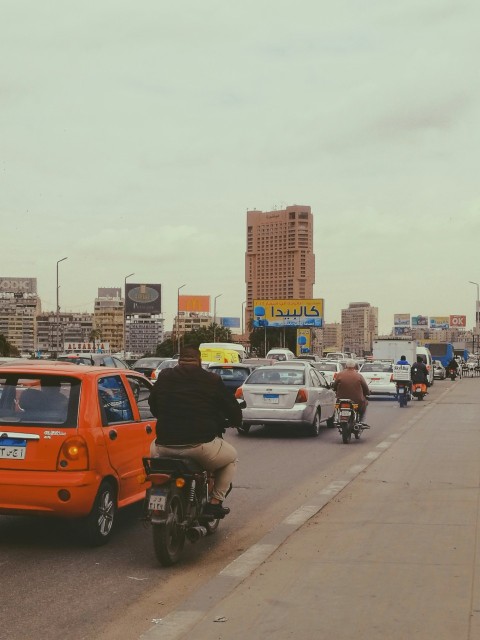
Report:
0,381,449,640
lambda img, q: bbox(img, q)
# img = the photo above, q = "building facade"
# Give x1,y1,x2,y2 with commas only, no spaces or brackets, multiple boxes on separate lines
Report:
245,205,315,326
0,278,40,354
341,302,378,356
127,315,165,356
36,312,94,355
323,322,343,354
94,289,124,353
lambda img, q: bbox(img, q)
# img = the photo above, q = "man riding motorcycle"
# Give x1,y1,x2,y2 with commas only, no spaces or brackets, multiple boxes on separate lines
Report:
411,356,429,385
332,359,370,422
148,346,242,518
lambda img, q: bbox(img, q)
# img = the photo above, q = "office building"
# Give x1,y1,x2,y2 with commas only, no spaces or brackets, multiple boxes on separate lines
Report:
341,302,378,356
245,205,315,325
0,277,40,354
127,315,165,356
323,322,343,354
36,312,94,355
94,288,124,353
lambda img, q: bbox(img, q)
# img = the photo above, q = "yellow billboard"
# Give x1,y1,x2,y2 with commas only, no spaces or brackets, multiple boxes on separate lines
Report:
296,328,312,356
253,299,324,328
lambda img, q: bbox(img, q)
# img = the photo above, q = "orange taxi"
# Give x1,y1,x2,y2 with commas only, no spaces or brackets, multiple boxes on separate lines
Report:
0,362,156,545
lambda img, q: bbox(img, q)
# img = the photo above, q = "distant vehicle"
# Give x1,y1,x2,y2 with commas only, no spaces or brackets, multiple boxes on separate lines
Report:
416,346,435,386
199,342,246,360
200,347,240,364
294,355,322,362
132,357,169,378
425,343,455,368
235,364,335,436
265,348,296,361
359,361,396,397
207,363,258,396
372,340,417,365
57,354,130,369
312,360,343,385
433,360,446,380
323,352,348,360
150,359,178,381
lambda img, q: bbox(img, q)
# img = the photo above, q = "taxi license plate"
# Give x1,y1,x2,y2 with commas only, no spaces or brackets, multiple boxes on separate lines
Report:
263,394,279,404
0,438,27,459
148,489,167,511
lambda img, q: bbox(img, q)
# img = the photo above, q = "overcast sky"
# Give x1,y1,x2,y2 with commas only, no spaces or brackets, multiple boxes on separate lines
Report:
2,0,479,335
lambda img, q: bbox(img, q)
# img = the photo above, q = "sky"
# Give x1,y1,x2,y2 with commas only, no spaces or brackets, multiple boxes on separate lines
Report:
2,0,480,335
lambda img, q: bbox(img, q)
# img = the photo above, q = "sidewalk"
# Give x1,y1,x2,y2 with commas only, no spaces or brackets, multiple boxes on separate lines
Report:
143,379,480,640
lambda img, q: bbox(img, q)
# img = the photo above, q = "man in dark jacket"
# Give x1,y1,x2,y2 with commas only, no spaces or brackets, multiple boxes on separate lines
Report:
148,346,242,518
411,356,429,384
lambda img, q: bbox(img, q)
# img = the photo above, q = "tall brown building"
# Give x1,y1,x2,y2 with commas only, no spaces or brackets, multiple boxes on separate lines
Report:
245,205,315,326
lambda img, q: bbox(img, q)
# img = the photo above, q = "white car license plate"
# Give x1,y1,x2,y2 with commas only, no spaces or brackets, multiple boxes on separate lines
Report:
148,491,167,510
263,394,279,404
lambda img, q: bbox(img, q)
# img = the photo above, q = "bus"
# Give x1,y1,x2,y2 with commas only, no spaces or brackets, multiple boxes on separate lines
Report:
425,343,454,368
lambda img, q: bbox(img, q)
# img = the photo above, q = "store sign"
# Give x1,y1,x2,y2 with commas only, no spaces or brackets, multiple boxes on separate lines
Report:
296,328,311,355
449,315,466,327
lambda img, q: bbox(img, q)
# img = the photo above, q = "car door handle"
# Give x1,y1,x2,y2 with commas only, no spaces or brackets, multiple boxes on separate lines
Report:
109,430,118,441
145,424,152,434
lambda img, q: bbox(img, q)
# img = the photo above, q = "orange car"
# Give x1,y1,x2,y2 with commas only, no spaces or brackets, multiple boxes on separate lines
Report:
0,363,156,545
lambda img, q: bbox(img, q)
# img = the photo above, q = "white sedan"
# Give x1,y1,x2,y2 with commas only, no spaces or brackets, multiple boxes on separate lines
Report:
235,364,336,437
359,361,396,396
312,360,343,385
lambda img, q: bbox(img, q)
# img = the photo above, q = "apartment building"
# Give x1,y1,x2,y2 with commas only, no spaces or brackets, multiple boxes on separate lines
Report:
36,312,94,354
245,205,315,326
323,322,343,353
341,302,378,356
0,277,40,354
94,288,124,353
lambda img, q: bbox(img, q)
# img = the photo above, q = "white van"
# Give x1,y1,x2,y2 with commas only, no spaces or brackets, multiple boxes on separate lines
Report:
266,348,296,361
416,346,434,386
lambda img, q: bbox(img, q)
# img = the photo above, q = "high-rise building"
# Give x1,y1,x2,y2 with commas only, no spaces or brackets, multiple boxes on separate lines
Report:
341,302,378,356
245,205,315,325
323,322,343,354
94,288,124,353
36,312,94,354
0,277,40,354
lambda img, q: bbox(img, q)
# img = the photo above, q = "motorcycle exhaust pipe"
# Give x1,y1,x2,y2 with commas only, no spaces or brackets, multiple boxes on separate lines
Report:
186,526,208,542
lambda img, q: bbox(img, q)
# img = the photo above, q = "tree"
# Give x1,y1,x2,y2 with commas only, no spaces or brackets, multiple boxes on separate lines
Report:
156,337,175,357
248,326,297,356
155,324,234,358
0,334,20,357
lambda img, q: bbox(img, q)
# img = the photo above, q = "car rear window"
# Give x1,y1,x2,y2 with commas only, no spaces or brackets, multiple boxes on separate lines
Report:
360,363,393,373
247,369,305,385
0,374,80,427
315,363,337,371
210,368,250,381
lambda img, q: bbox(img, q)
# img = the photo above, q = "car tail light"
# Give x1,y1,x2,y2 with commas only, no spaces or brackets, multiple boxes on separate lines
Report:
149,473,171,486
57,436,89,471
150,371,157,380
295,388,308,403
235,387,244,400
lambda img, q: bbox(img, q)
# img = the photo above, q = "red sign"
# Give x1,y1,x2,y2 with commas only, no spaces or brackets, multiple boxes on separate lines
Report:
450,315,466,327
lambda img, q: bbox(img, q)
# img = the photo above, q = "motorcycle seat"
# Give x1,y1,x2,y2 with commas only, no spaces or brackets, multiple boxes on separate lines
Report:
143,456,204,475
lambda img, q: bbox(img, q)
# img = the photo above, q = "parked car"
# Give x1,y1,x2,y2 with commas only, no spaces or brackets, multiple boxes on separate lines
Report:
56,353,130,369
359,361,396,396
312,360,343,385
207,363,258,396
433,360,446,380
131,357,169,378
0,362,155,545
235,364,335,436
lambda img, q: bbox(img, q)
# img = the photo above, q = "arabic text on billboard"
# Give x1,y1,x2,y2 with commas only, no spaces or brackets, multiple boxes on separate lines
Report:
412,315,428,326
179,295,210,313
220,317,240,328
296,328,311,355
429,316,449,329
450,315,466,328
394,314,410,326
125,284,162,315
253,299,324,328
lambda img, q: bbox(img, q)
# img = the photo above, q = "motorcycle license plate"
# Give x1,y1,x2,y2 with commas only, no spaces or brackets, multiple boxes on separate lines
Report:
340,410,351,417
148,488,167,511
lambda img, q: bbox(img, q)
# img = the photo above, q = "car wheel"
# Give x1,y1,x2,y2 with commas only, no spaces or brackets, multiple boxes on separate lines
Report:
308,410,321,437
326,414,335,428
81,480,117,547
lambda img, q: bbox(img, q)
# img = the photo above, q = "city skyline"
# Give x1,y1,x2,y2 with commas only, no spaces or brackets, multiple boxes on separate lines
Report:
3,2,480,335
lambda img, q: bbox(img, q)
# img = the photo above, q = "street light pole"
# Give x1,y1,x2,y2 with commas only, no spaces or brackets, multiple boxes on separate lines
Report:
124,273,134,358
241,300,247,336
213,293,223,342
177,284,186,354
56,257,68,355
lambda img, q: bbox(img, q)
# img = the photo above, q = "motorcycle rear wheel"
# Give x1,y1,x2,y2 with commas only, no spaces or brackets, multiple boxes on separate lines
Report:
341,420,352,444
152,490,186,566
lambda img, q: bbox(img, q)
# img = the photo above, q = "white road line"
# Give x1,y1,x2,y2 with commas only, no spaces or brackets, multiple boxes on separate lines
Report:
220,543,277,578
283,505,320,525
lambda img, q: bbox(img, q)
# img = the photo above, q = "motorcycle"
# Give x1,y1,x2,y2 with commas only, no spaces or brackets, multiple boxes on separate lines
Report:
396,382,411,407
411,382,427,400
142,456,227,566
446,367,457,381
334,399,369,444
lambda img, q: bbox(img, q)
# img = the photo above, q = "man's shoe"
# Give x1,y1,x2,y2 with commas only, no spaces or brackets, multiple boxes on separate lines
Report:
204,503,230,519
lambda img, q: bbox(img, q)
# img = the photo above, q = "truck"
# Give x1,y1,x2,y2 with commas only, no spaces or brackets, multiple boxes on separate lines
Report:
372,339,417,364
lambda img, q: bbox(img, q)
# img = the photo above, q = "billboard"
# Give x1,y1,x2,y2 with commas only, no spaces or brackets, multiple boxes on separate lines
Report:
125,283,162,314
179,295,210,313
0,277,37,294
412,315,428,327
296,328,311,355
253,299,324,328
394,314,410,326
394,326,411,336
430,316,450,329
220,317,240,328
450,315,466,328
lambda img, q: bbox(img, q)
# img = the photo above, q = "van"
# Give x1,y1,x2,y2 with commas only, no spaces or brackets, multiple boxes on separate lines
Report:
265,348,296,361
200,348,240,364
199,342,245,361
416,346,434,386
